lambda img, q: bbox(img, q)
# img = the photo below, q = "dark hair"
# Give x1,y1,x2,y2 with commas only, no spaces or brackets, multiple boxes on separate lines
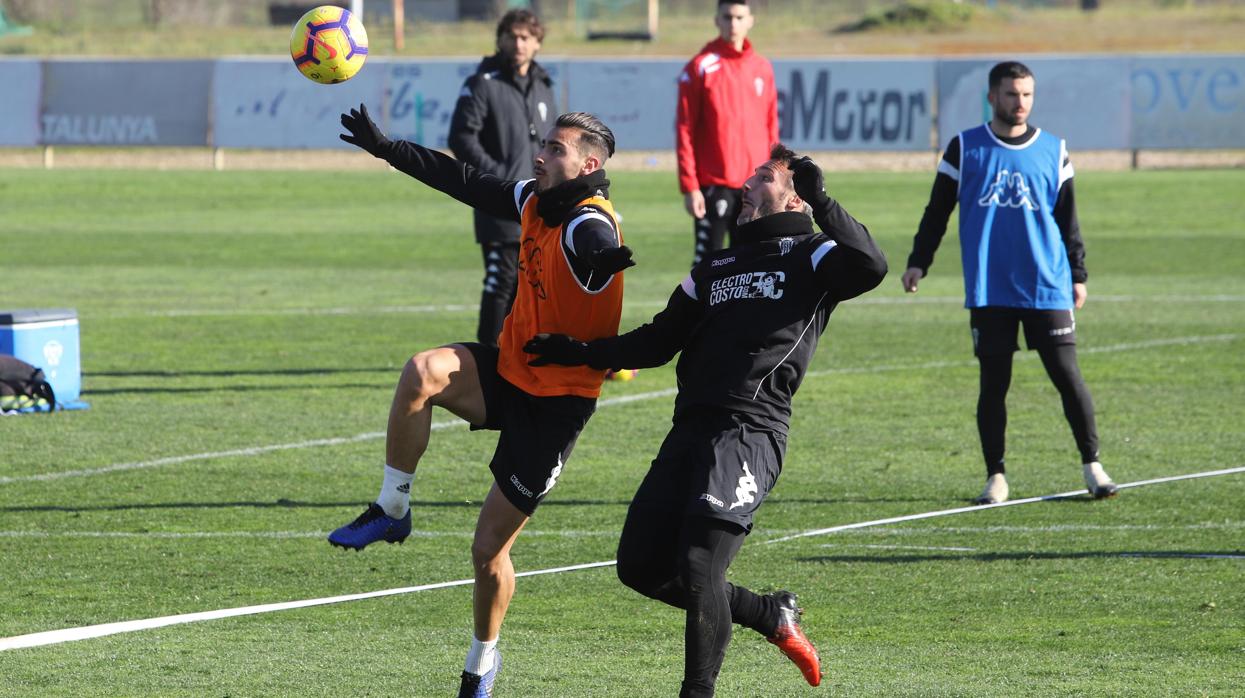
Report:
718,0,747,6
988,61,1034,90
496,8,544,43
769,142,799,169
556,112,616,161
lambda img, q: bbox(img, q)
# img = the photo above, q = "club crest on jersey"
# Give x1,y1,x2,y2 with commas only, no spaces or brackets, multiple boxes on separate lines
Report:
977,170,1039,211
779,237,794,256
708,271,786,305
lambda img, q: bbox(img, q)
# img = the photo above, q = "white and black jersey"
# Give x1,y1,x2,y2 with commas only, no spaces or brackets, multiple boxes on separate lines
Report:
587,198,887,432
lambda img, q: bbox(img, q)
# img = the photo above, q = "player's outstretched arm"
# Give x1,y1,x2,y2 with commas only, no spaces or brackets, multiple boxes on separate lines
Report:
525,285,700,370
340,103,521,222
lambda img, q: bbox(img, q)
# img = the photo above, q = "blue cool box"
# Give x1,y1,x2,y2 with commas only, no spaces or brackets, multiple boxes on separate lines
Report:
1,308,89,410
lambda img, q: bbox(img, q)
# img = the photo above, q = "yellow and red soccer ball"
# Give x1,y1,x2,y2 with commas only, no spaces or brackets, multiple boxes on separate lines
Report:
290,5,369,84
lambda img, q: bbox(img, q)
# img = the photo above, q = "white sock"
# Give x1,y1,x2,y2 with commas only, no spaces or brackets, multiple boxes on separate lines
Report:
464,635,498,676
376,464,412,519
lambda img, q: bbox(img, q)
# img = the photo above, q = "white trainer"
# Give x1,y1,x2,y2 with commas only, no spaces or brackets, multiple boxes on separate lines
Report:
1083,462,1119,499
974,473,1009,504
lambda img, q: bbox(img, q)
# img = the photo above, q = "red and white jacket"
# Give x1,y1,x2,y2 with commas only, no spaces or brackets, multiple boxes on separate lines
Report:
676,37,779,194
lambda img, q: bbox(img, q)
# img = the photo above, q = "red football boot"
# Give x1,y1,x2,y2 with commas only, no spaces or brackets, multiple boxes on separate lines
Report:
766,591,822,687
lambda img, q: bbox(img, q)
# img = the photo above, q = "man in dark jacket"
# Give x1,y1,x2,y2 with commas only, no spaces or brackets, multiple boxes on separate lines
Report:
525,145,888,696
449,8,557,346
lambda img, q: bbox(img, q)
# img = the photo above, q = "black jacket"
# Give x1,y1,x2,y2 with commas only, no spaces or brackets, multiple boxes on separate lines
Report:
448,54,557,244
584,199,888,432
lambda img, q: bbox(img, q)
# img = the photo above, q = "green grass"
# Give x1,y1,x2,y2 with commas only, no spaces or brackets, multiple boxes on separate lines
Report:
0,168,1243,696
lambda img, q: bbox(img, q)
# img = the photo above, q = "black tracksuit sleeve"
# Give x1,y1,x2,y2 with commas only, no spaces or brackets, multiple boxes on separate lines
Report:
906,136,961,274
373,139,524,222
584,286,701,371
447,77,503,174
1054,177,1087,283
811,196,889,301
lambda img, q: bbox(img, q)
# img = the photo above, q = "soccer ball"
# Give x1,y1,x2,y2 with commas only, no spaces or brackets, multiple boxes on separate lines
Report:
290,5,369,84
605,369,638,382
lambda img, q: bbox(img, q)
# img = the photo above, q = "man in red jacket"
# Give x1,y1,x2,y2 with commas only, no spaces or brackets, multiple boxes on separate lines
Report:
676,0,779,267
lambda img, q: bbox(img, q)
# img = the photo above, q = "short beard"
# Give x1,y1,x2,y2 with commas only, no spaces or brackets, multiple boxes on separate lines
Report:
736,200,784,226
994,104,1025,127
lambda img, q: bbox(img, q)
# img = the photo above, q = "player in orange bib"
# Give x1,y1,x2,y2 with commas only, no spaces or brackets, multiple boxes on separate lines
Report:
329,105,631,697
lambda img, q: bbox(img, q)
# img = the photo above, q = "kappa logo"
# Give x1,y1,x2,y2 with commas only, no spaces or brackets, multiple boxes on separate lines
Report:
708,271,786,305
715,198,729,219
510,474,534,498
728,462,758,510
519,237,548,300
977,170,1039,211
538,455,564,497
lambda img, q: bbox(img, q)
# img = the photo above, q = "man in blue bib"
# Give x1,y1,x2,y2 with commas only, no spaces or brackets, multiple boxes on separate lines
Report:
900,61,1117,504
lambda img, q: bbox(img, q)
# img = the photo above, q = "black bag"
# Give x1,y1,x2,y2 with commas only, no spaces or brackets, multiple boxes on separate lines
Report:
0,354,57,413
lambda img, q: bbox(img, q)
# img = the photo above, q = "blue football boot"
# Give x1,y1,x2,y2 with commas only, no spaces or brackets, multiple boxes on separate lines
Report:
457,650,501,698
327,503,411,551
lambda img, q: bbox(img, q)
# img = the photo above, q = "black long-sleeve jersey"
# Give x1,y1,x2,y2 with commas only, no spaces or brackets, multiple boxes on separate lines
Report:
907,126,1087,283
584,198,888,432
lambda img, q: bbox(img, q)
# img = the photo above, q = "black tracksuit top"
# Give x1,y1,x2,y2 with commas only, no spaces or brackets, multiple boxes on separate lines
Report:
448,54,557,244
587,198,888,433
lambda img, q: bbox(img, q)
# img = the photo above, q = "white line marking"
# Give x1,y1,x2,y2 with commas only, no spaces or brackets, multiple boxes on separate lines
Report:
2,335,1233,486
764,465,1245,545
770,521,1245,536
0,529,616,540
0,561,617,652
2,466,1240,652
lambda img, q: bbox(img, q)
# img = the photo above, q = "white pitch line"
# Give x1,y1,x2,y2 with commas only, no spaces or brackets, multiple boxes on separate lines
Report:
1,465,1241,652
0,560,617,652
0,529,616,540
3,333,1234,487
763,465,1245,545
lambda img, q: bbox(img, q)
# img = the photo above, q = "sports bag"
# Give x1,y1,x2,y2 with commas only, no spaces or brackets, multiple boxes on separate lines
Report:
0,354,57,413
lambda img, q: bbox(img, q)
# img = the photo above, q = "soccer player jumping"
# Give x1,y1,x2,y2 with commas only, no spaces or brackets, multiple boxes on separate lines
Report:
526,146,888,695
331,104,632,697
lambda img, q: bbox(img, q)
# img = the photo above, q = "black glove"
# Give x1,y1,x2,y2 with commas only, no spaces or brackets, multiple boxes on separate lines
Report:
588,245,635,276
791,156,831,209
524,333,592,367
339,103,389,156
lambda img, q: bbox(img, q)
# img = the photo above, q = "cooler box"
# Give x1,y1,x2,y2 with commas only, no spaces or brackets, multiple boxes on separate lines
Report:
0,308,88,409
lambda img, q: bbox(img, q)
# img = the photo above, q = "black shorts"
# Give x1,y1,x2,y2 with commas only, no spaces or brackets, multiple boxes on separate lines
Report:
464,343,596,516
629,409,786,532
970,307,1077,357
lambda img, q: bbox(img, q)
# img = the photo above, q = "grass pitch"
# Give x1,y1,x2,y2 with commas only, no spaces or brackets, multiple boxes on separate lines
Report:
0,167,1242,696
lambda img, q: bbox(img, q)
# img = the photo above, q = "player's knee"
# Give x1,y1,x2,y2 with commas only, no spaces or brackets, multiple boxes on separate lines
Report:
470,537,505,572
400,349,453,402
616,555,655,595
